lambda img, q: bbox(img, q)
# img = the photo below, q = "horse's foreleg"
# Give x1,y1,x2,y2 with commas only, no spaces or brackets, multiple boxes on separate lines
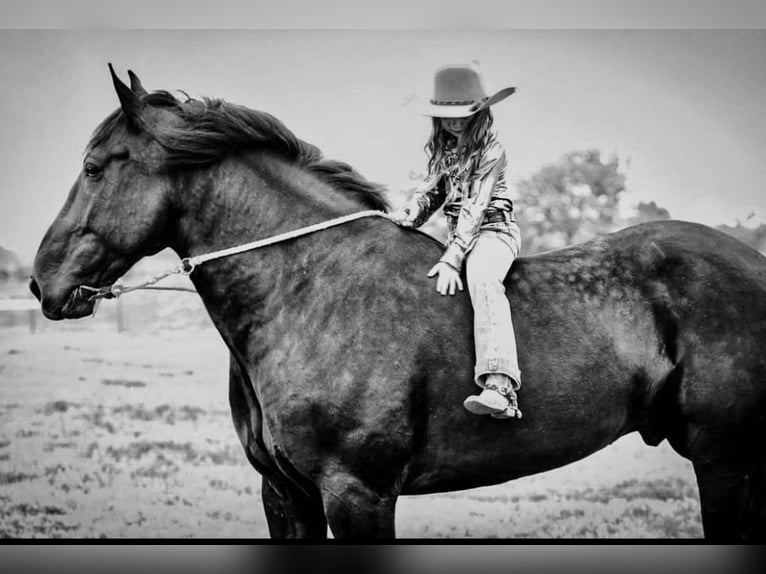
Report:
687,424,766,541
262,477,328,539
319,472,397,539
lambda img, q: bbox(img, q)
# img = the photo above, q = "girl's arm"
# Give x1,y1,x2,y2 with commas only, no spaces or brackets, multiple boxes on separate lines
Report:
391,176,447,228
439,143,506,270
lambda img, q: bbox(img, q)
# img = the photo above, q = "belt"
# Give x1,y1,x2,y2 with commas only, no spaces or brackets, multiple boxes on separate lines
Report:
483,209,513,225
445,208,515,225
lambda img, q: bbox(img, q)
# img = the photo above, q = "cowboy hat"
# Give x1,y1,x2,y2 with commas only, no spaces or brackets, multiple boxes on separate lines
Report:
424,63,515,118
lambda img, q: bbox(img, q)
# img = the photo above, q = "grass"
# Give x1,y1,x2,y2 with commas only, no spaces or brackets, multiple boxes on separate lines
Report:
130,453,180,481
202,444,243,466
111,404,175,422
0,504,80,537
94,440,245,467
42,441,77,452
0,471,39,485
76,407,116,434
104,441,199,463
4,503,67,517
101,378,147,388
42,400,80,415
573,478,699,504
108,404,208,423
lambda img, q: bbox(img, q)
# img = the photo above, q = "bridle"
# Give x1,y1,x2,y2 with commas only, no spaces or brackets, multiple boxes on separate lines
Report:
77,210,394,303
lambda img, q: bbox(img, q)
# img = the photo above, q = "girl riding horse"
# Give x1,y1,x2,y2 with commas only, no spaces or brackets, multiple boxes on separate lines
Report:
392,63,522,419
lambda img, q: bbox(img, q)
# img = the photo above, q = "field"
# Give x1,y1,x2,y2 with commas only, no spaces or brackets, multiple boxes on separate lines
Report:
0,276,703,539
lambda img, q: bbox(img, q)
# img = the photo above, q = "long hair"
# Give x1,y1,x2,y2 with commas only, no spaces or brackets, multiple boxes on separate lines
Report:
424,108,494,180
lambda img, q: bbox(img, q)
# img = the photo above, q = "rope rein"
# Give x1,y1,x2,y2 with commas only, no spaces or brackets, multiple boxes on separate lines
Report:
79,210,394,302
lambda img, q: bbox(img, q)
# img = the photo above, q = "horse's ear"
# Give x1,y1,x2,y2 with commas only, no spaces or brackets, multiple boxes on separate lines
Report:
108,63,143,131
127,70,148,97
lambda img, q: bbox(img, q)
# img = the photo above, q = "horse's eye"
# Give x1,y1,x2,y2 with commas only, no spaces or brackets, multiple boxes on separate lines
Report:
83,163,102,179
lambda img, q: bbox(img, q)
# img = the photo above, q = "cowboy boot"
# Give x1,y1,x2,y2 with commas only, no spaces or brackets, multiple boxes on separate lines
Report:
463,375,522,419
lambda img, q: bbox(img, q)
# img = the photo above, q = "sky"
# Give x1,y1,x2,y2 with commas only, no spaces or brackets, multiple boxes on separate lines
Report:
1,26,765,263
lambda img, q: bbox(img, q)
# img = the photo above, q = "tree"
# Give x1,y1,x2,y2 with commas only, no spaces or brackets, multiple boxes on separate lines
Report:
627,201,671,226
716,221,766,254
514,150,627,254
0,246,25,281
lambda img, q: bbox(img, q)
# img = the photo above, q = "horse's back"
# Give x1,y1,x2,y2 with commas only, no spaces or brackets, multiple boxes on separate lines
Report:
511,220,766,337
515,219,766,282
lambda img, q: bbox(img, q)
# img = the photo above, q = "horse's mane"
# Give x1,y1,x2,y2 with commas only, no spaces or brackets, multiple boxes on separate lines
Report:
88,91,389,212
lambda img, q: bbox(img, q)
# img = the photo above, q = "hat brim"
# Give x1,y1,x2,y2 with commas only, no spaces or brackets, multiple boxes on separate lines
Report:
420,86,516,118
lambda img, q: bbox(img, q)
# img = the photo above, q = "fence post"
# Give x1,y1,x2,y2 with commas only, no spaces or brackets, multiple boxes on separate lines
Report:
116,298,124,332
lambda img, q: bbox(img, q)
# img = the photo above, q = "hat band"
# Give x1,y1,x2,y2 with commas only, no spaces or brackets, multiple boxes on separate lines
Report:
430,97,488,106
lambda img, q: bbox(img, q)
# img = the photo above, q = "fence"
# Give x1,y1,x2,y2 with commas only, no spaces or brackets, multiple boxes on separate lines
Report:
0,298,133,333
1,292,209,334
0,298,42,333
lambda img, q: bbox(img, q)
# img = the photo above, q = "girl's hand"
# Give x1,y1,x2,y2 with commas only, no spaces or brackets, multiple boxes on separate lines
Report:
427,262,463,296
389,207,414,227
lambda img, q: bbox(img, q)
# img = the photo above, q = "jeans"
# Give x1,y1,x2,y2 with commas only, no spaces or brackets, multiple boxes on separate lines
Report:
464,224,522,390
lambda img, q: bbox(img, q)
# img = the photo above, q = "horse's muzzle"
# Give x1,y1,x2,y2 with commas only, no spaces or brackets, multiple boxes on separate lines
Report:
29,276,95,320
29,277,41,301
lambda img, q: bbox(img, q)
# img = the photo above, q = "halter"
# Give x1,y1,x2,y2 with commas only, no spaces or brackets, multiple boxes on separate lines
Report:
78,210,394,303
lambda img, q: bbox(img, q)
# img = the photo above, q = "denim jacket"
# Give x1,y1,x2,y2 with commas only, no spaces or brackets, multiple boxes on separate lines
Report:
402,132,515,270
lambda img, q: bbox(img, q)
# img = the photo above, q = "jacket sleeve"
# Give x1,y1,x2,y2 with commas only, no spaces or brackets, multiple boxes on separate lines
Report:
439,143,506,270
400,175,447,228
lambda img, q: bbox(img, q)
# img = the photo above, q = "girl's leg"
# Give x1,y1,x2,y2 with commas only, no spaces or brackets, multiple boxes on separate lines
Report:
462,229,522,418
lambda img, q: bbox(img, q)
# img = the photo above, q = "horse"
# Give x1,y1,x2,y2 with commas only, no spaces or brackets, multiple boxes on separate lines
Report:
29,66,766,540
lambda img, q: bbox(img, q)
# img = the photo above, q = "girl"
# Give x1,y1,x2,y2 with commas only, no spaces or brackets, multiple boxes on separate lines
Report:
391,63,523,420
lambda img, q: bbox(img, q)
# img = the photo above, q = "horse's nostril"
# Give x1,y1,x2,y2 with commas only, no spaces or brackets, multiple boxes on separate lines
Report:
29,277,41,301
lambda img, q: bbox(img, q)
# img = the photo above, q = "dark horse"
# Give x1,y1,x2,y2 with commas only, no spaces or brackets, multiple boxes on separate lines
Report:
30,67,766,540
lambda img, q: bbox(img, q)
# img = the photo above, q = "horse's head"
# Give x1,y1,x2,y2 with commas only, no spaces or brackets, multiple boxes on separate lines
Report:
30,65,175,319
30,65,390,319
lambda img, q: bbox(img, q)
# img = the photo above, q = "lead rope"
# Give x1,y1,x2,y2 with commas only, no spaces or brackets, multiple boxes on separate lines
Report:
79,210,394,303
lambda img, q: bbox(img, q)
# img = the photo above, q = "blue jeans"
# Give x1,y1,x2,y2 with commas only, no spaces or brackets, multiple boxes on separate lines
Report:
464,225,522,390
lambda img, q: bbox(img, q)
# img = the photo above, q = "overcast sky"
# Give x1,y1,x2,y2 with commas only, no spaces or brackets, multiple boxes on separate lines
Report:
1,28,765,263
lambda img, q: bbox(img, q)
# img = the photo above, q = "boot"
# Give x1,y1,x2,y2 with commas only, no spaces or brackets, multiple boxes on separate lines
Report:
463,387,509,415
463,376,522,419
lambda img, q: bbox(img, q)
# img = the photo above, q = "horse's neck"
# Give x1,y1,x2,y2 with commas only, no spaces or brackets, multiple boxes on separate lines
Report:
169,154,364,337
172,153,361,258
